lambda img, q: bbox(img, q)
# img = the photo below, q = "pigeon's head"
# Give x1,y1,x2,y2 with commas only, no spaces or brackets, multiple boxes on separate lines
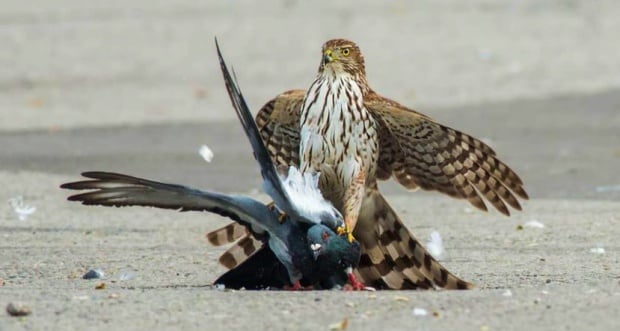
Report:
307,224,335,260
307,225,361,269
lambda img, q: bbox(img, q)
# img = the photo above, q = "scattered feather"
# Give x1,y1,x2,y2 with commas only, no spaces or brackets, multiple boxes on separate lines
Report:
329,317,348,330
393,295,409,302
7,196,36,221
590,247,605,254
412,308,428,316
502,289,513,297
524,220,545,229
426,230,445,260
118,270,136,281
199,145,214,163
82,269,105,280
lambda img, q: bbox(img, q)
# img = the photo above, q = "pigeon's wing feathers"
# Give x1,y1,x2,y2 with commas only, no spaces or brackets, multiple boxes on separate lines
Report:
215,39,301,221
61,171,281,238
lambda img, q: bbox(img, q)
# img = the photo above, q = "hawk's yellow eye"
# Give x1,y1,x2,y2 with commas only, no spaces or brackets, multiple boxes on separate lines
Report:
341,48,350,56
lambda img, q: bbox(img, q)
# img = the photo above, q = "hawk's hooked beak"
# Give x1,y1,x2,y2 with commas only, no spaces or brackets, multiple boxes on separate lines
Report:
323,49,334,65
310,243,322,260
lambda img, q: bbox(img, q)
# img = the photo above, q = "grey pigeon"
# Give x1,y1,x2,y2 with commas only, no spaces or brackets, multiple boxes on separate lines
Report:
60,39,362,290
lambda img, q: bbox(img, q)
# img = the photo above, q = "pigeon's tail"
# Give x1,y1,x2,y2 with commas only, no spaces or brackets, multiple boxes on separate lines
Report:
214,246,290,290
354,189,474,290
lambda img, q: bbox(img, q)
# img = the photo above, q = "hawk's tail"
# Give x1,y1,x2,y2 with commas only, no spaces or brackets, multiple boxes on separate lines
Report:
353,190,473,290
206,223,262,269
207,192,473,290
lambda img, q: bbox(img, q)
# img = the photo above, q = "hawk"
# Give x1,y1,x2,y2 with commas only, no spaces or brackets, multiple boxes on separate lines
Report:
208,39,528,290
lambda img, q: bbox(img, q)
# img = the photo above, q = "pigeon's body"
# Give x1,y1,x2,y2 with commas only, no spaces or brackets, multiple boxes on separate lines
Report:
215,221,360,290
61,40,362,290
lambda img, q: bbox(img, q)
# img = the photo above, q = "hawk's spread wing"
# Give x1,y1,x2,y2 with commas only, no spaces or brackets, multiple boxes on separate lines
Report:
255,89,305,168
365,94,528,216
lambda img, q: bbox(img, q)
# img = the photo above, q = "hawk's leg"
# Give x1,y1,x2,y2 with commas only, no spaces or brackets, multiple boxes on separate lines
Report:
341,165,366,242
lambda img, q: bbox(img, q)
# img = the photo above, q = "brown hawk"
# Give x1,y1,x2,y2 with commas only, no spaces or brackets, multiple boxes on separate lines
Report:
208,39,528,290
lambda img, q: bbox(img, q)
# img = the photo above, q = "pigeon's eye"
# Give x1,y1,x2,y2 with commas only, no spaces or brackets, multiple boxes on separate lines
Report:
322,231,329,241
341,48,350,56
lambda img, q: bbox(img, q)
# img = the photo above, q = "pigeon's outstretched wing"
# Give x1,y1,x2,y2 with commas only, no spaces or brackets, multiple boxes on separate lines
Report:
61,171,279,240
215,39,300,222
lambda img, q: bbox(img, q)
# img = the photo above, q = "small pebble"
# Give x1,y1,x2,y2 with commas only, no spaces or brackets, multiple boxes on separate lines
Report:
328,317,348,330
83,269,105,280
95,282,106,290
6,302,31,317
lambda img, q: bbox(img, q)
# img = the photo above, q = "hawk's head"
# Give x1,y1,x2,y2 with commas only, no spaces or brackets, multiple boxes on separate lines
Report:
319,39,366,77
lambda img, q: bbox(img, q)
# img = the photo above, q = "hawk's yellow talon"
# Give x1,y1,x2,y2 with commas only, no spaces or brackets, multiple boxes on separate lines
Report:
336,225,355,242
346,232,355,243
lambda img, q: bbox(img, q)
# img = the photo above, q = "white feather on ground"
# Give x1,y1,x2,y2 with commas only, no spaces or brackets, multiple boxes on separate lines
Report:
198,145,214,163
426,230,445,260
7,196,36,221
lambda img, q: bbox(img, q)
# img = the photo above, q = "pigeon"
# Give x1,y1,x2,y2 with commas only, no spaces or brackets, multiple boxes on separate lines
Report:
60,39,363,290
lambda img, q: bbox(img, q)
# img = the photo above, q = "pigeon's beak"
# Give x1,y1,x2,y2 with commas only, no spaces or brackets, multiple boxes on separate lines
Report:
310,243,322,260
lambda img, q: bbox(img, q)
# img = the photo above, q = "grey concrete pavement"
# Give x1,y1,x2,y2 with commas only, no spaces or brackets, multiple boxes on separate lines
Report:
0,172,619,331
1,1,620,330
